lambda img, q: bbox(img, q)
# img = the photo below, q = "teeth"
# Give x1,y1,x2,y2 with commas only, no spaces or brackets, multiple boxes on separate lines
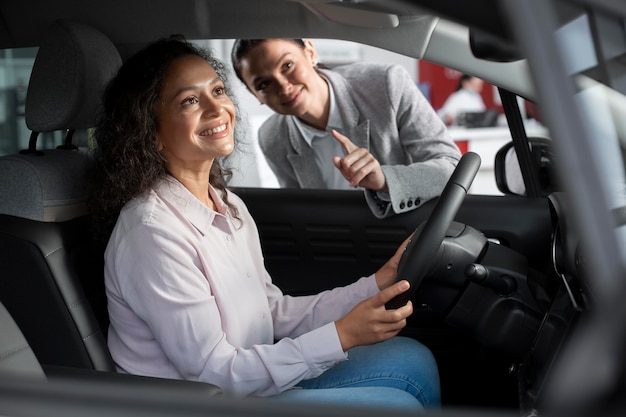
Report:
201,124,227,136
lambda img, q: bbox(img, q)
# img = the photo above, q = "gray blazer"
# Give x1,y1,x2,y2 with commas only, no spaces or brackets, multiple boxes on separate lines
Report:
258,62,461,218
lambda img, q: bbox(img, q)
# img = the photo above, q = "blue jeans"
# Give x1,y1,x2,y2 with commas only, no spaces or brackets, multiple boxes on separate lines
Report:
269,336,440,412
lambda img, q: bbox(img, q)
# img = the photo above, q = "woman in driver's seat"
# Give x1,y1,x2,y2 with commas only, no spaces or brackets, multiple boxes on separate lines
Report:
88,35,440,412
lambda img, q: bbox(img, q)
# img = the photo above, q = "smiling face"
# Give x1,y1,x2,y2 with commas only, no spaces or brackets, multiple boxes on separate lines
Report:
236,39,329,127
156,54,236,175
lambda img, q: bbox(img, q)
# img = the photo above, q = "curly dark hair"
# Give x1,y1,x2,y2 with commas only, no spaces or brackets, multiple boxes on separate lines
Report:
88,35,243,243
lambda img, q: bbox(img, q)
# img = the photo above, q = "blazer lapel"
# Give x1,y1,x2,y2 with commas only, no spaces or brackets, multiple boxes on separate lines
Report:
345,121,370,151
322,69,371,151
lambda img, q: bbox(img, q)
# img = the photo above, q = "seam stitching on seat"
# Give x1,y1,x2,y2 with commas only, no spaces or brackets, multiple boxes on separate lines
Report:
82,331,100,342
68,298,87,310
0,344,31,359
43,246,64,258
66,299,102,342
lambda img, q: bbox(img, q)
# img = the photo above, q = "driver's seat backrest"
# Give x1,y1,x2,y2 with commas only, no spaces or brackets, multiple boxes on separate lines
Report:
0,300,46,380
0,19,121,371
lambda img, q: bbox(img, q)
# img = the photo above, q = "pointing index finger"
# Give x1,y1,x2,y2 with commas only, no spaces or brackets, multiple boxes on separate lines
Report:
331,129,358,153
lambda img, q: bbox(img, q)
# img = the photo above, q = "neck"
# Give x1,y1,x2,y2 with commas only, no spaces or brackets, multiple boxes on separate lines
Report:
185,179,215,210
298,74,330,130
167,163,215,210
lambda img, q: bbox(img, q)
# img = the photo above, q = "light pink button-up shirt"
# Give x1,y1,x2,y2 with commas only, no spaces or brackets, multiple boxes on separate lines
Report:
105,176,379,397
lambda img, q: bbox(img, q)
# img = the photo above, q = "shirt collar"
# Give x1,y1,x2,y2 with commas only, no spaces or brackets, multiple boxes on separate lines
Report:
155,176,231,235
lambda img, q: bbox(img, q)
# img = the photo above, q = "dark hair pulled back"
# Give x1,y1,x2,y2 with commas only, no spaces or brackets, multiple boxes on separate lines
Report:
230,38,306,83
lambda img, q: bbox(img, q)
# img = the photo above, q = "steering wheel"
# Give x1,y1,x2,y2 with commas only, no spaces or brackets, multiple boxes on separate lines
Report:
386,152,481,309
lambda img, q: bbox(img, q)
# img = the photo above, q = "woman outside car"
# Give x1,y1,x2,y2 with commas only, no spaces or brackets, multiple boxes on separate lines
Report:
231,38,461,218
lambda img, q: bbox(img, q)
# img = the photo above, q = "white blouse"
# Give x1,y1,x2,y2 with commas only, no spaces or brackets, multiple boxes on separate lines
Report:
105,176,379,397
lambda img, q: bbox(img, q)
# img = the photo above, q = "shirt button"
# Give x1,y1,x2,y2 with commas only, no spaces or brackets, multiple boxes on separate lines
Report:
226,235,231,241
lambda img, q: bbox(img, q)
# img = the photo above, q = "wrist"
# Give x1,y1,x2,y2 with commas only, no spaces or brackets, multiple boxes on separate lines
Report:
375,266,395,290
335,319,354,351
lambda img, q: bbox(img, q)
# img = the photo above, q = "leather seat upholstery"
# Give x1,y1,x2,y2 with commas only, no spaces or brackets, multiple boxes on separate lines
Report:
0,19,223,397
0,301,45,380
0,19,121,371
0,299,222,397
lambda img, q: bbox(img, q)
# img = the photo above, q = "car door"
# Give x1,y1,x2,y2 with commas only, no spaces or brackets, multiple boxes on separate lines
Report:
233,158,554,408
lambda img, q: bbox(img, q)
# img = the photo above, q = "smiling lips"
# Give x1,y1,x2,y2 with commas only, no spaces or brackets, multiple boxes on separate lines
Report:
282,88,302,107
200,123,228,137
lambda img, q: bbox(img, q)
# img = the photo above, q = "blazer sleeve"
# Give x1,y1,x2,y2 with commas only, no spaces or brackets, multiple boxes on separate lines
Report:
365,65,461,219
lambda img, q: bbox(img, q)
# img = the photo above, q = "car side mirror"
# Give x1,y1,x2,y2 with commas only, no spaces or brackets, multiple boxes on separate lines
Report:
494,137,556,196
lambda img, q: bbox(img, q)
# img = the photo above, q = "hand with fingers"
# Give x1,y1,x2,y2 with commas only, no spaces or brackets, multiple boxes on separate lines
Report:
335,279,413,351
374,232,413,291
331,129,388,192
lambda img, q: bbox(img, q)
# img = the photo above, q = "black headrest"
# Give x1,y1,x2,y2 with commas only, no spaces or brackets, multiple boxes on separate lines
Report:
25,19,121,132
0,149,90,222
0,20,121,222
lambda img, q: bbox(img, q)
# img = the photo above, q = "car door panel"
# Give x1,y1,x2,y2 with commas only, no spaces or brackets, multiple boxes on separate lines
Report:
234,186,551,408
233,188,553,297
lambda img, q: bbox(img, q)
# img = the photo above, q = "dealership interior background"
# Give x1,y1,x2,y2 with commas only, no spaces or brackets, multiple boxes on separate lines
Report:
0,38,548,194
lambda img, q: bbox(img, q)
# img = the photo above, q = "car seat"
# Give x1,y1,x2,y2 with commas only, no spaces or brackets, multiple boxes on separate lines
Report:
0,19,120,371
0,300,46,380
0,298,222,397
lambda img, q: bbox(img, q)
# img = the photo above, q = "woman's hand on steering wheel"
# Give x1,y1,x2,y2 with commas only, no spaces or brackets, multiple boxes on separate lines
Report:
375,233,414,291
335,280,413,352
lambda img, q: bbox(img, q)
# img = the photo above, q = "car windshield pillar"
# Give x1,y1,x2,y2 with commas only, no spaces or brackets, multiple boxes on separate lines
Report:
503,0,626,412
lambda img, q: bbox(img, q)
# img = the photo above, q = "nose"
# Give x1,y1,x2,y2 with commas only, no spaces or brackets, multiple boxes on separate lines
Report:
275,75,292,95
202,97,224,117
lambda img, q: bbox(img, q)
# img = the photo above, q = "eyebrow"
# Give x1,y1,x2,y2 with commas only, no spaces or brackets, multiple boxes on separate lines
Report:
170,76,222,99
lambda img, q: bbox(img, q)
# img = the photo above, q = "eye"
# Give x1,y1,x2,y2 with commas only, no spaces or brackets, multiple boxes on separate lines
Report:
255,80,270,92
182,96,198,106
282,61,294,72
213,86,226,96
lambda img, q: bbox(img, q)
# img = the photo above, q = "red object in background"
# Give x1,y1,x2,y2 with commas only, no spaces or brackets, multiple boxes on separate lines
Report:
454,140,468,154
418,61,503,113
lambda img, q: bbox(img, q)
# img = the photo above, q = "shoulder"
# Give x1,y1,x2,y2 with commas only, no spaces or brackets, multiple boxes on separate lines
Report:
442,89,469,105
118,188,159,227
258,113,285,134
258,114,289,151
329,62,407,81
109,187,172,256
327,63,412,99
119,178,194,229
